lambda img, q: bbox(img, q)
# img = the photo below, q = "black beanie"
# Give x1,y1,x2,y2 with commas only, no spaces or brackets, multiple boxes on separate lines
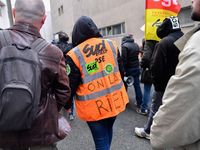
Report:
156,16,181,39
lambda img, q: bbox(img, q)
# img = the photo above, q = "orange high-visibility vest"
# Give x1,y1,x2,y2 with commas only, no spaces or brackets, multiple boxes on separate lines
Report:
68,38,129,121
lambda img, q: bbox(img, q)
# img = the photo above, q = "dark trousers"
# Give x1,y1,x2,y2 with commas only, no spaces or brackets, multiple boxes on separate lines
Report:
144,90,164,134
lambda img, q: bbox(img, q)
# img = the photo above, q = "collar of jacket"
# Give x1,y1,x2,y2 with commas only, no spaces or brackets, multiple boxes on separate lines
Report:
175,25,199,52
8,22,42,38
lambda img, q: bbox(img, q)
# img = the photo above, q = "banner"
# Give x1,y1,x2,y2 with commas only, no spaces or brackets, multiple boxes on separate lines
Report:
145,0,181,41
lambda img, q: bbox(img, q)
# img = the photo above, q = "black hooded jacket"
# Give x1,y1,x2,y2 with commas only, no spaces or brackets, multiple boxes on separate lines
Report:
57,41,73,56
151,17,184,92
121,35,140,69
64,16,124,109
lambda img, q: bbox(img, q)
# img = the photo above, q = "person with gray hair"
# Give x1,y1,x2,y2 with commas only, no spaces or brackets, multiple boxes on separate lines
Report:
0,0,71,149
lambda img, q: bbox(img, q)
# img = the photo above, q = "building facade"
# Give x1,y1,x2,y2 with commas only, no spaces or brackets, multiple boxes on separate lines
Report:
50,0,194,50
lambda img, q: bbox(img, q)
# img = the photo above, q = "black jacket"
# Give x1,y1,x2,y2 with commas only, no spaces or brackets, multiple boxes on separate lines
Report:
65,16,124,107
121,35,140,69
140,40,158,69
57,41,73,109
151,26,184,91
56,41,73,56
140,40,158,83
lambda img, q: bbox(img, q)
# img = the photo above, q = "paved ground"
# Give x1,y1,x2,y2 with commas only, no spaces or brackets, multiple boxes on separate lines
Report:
57,84,154,150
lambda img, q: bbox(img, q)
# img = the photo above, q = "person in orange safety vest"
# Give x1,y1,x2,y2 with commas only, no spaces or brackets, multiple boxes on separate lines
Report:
65,16,129,150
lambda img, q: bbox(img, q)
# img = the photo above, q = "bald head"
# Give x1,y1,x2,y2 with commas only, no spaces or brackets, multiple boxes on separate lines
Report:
13,0,46,29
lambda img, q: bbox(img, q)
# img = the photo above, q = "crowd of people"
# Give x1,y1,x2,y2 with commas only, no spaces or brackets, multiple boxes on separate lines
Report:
0,0,200,150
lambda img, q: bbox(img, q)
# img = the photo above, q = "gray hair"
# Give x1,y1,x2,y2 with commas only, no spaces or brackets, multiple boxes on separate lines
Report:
15,0,45,23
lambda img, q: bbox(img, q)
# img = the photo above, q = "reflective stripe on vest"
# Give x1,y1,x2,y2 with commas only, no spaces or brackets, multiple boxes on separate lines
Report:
73,39,121,101
68,38,129,121
72,39,118,84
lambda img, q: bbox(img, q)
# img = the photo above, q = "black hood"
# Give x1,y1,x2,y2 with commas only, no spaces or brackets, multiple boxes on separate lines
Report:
157,16,181,39
72,16,101,47
122,35,134,45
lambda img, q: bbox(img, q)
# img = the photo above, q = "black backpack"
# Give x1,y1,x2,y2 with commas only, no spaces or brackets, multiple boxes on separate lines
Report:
0,30,48,131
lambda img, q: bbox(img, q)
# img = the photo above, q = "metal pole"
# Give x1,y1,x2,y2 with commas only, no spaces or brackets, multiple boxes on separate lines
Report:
6,0,14,26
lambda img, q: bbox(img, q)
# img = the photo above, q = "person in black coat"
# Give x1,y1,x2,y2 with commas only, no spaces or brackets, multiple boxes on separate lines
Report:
121,35,143,107
135,16,184,140
65,18,125,107
65,16,126,150
56,31,74,121
56,31,73,60
137,40,158,115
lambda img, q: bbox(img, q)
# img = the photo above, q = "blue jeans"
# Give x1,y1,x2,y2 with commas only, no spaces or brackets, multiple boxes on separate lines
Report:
69,98,74,116
141,83,152,110
87,116,116,150
125,68,143,105
144,90,164,134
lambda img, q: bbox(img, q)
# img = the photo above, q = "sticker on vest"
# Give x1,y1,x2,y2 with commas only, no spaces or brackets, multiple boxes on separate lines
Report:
86,61,99,74
66,64,71,75
105,63,114,75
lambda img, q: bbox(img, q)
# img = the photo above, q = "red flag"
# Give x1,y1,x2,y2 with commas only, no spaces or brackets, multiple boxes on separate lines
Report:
146,0,181,13
145,0,181,41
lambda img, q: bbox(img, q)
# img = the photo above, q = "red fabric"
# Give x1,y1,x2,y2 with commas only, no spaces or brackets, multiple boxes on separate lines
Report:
146,0,181,14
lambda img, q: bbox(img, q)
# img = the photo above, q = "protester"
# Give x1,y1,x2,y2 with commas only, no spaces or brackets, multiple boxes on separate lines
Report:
135,16,184,140
51,39,57,45
0,0,71,149
150,1,200,149
121,34,143,106
57,31,73,56
65,16,129,150
56,31,75,121
137,40,158,115
138,38,145,62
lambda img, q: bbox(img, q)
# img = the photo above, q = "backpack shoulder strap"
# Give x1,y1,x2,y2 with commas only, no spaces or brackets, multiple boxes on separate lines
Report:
31,38,49,53
0,30,13,47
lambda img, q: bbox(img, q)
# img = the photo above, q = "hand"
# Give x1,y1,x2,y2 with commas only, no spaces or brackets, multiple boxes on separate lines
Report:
65,109,72,113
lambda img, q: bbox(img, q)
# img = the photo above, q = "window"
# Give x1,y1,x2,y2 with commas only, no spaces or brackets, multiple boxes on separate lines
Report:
178,7,194,27
0,6,1,17
58,5,64,16
58,8,61,16
113,24,121,35
101,28,106,36
99,22,125,37
107,27,112,35
122,22,125,33
61,5,63,14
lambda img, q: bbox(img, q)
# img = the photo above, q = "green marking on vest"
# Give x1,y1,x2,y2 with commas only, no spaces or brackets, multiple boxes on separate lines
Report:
66,64,71,75
85,61,99,74
105,63,114,75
